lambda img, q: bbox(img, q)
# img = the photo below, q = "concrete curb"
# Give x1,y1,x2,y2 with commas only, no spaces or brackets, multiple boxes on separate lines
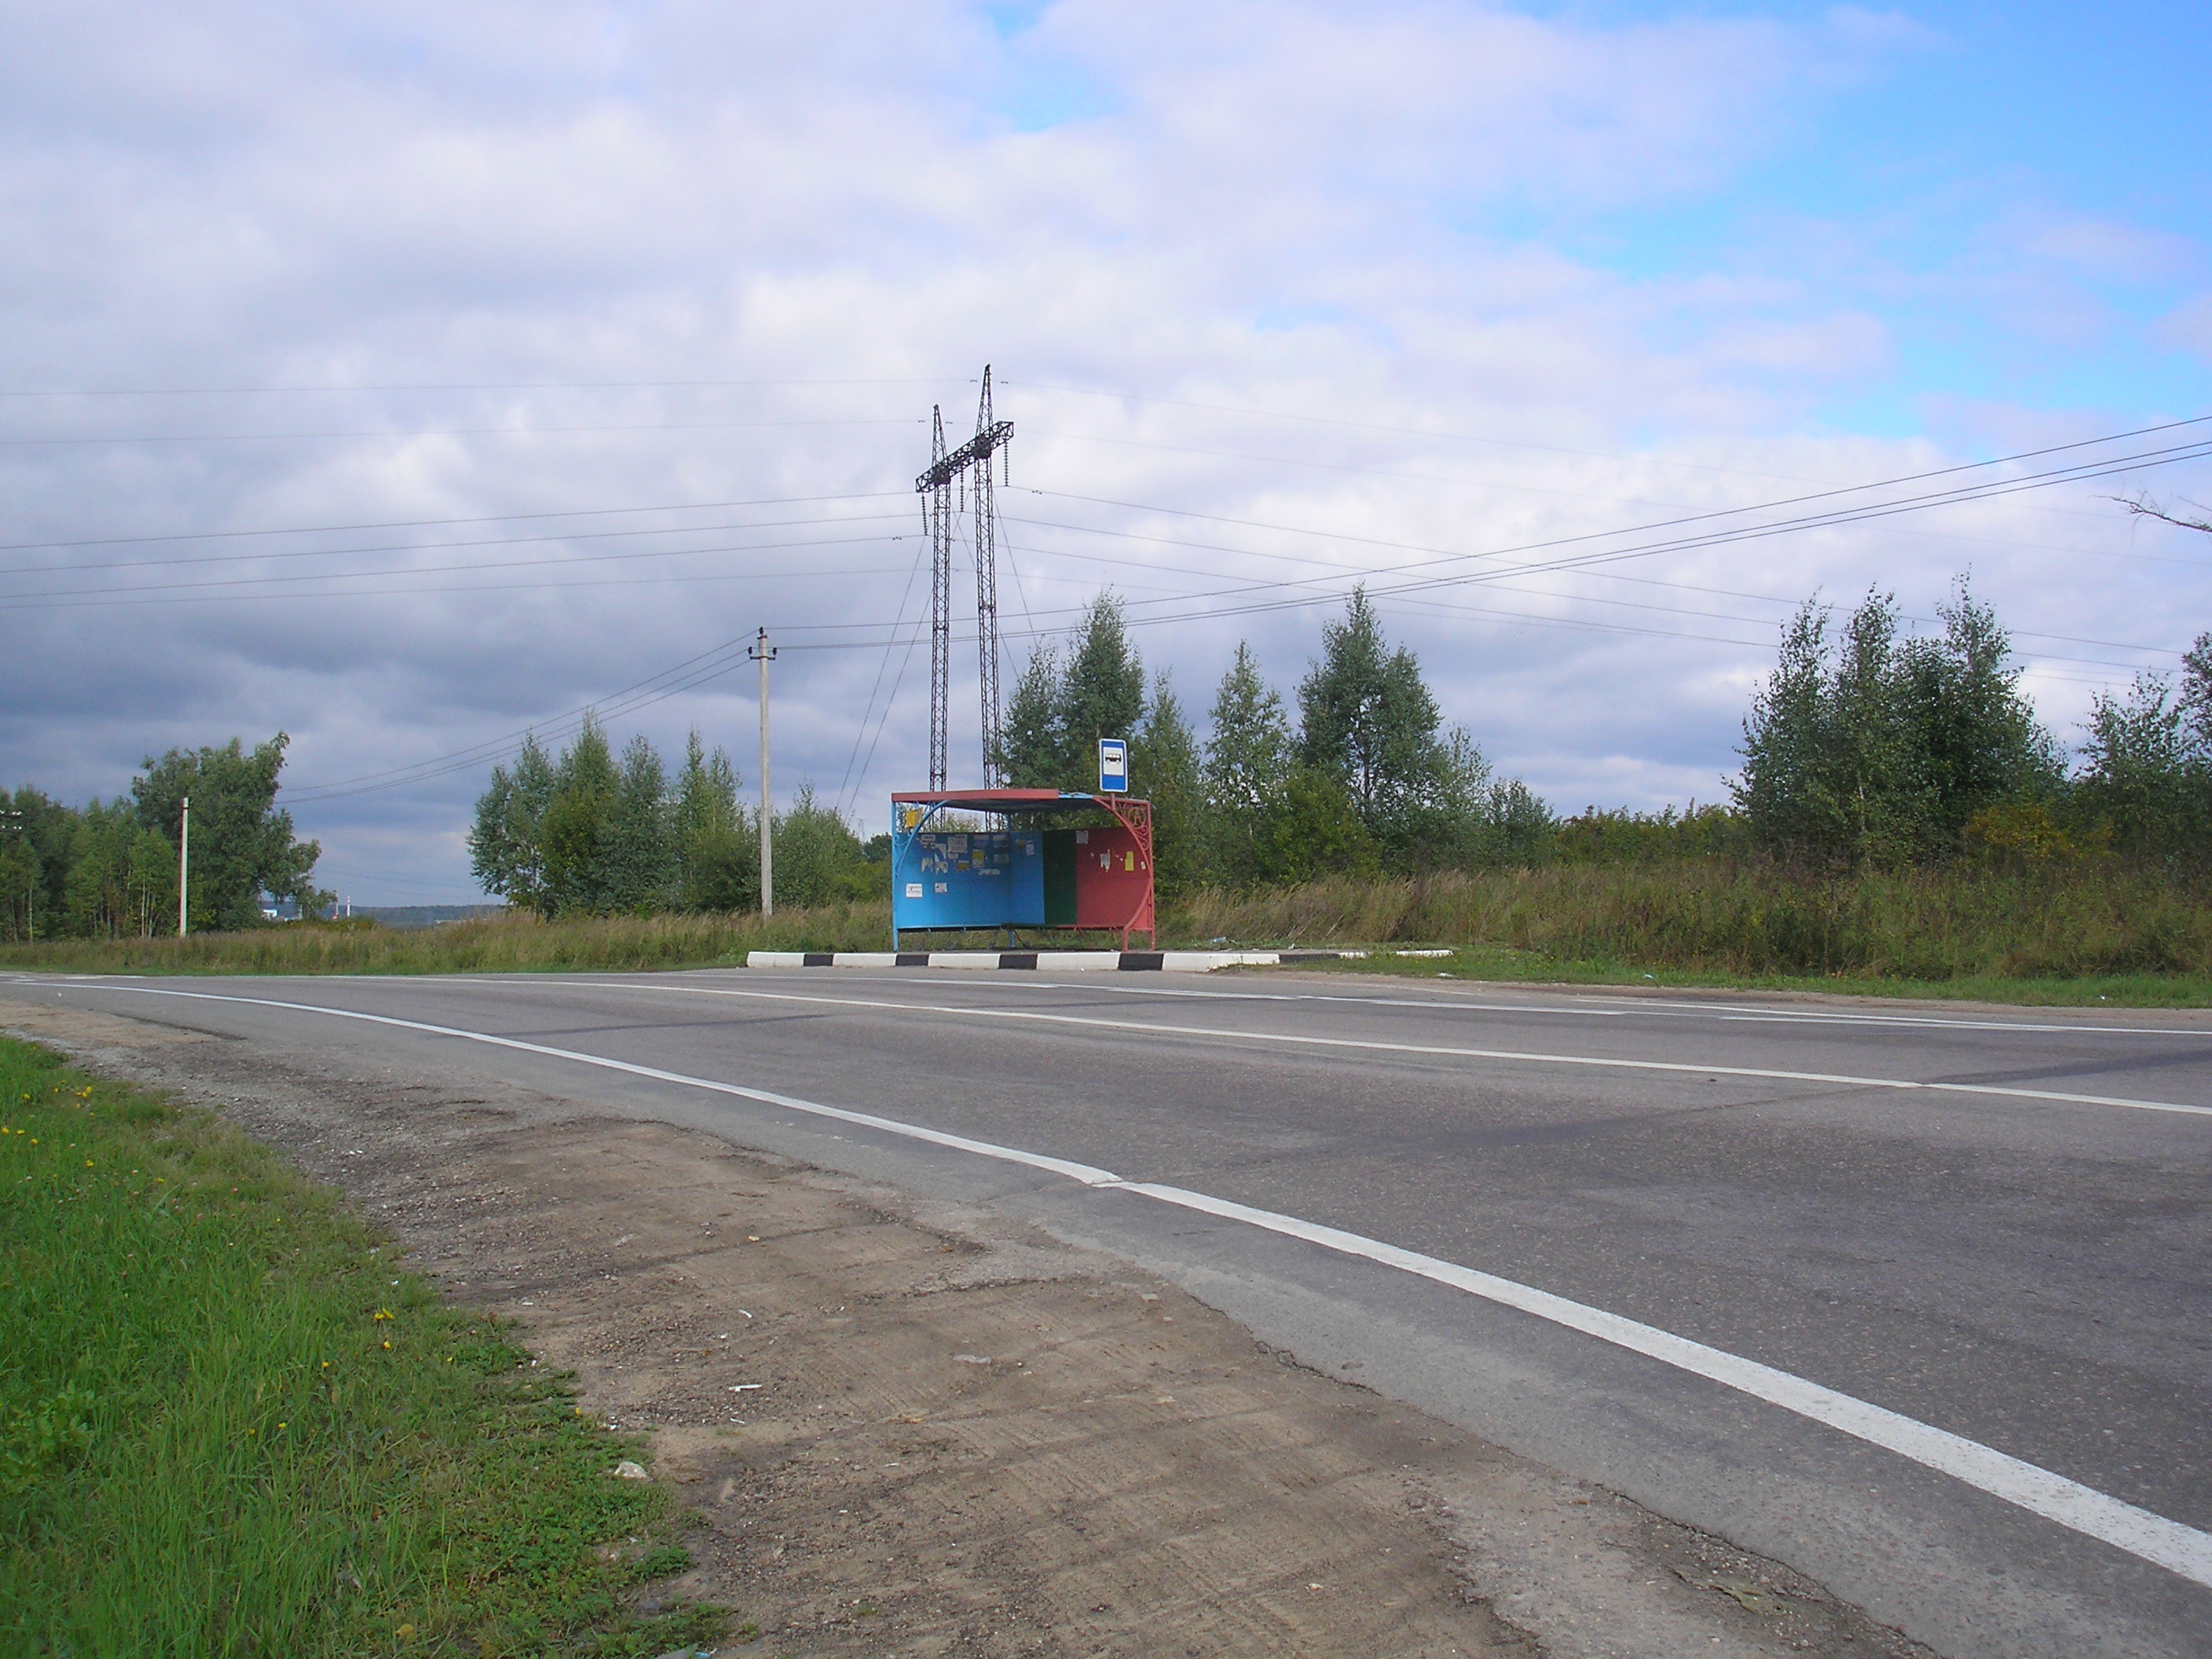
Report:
745,949,1365,973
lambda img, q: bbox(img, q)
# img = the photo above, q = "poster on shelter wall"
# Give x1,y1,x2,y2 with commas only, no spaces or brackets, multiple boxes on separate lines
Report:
891,830,1045,929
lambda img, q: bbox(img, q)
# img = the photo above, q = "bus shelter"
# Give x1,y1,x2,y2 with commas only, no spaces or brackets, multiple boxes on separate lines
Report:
888,789,1155,950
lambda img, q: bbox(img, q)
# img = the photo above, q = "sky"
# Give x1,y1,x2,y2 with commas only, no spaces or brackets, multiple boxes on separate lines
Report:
2,0,2207,905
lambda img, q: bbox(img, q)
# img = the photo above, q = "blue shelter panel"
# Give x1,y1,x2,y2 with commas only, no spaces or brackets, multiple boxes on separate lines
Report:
890,829,1044,931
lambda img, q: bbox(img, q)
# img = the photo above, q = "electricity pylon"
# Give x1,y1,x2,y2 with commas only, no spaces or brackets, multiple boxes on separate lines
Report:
914,366,1013,789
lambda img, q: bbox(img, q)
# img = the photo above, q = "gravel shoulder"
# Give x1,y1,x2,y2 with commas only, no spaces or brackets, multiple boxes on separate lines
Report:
3,996,1939,1659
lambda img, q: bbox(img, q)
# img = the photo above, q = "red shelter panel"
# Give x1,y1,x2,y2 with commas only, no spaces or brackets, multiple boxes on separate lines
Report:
1071,822,1153,935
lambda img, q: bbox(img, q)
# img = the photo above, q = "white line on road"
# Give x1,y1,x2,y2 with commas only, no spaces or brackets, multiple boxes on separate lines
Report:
745,969,2212,1039
42,979,2212,1589
581,980,2212,1119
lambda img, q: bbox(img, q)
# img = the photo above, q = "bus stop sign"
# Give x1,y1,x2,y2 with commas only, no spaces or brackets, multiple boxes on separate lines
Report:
1098,738,1129,793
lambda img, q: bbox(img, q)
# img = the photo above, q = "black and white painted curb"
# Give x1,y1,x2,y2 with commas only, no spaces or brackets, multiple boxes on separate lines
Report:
745,949,1365,972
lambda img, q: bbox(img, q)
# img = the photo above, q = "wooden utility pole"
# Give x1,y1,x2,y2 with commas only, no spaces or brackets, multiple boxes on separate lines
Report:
750,629,777,915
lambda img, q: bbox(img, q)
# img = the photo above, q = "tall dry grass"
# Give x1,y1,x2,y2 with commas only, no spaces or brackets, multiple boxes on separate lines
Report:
0,903,896,976
1167,862,2212,980
8,862,2207,986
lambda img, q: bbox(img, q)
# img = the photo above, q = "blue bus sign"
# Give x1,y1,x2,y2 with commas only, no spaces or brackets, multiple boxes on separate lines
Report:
1097,737,1129,793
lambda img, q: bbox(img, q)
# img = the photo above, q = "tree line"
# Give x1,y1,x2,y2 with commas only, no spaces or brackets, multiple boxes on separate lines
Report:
1738,581,2212,868
467,718,882,917
997,588,1554,890
11,577,2204,943
0,736,325,941
471,577,2212,922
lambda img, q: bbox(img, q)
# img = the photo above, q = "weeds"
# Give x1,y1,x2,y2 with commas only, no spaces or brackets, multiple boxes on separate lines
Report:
2,859,2209,1005
0,1038,727,1655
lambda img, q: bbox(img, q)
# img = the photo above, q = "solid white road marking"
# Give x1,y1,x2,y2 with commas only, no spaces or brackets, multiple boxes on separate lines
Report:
39,979,2212,1589
725,968,2212,1040
574,980,2212,1119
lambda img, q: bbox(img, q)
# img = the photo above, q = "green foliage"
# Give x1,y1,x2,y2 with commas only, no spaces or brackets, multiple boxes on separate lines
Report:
772,784,878,907
472,720,845,919
1254,768,1380,884
1132,673,1207,895
2,737,322,942
672,731,756,912
2073,658,2212,860
1169,859,2212,990
1295,588,1489,866
1203,643,1295,889
469,734,557,914
132,734,326,931
996,592,1149,791
0,905,903,976
1735,582,2063,866
1551,803,1744,863
0,1038,726,1655
1059,592,1147,778
996,645,1070,788
540,713,623,917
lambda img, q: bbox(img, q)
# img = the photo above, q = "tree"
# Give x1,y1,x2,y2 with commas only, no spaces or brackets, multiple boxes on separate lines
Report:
540,715,621,916
1734,601,1835,857
773,785,874,907
2075,672,2207,859
1296,589,1466,865
1133,672,1207,894
130,734,322,930
1737,582,2063,866
1203,643,1294,888
1826,590,1930,866
672,730,756,911
996,646,1068,788
469,734,556,912
1897,580,2063,845
2180,632,2212,755
602,733,674,912
1253,769,1379,884
1480,775,1558,866
2119,493,2212,537
1059,592,1146,781
997,593,1148,792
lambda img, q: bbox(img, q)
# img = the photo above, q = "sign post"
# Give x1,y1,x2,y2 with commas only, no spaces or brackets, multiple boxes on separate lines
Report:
1097,738,1129,795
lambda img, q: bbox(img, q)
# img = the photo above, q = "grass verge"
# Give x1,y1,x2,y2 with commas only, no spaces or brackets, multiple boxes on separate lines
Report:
3,860,2209,1006
1274,940,2212,1008
0,1037,731,1657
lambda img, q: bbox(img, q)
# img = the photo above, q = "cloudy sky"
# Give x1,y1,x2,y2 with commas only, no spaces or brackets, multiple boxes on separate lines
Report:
2,0,2207,904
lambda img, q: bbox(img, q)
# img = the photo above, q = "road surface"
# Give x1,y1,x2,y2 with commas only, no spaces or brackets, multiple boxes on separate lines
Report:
5,965,2207,1658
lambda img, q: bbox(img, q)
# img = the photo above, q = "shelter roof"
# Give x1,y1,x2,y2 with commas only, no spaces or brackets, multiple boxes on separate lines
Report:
890,789,1141,815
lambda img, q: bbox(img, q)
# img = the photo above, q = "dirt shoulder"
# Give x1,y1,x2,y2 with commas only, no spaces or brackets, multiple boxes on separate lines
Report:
3,998,1938,1659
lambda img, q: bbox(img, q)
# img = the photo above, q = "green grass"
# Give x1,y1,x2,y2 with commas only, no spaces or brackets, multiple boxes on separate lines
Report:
0,906,894,978
0,1038,732,1657
1276,940,2212,1008
1170,863,2212,1007
5,859,2210,1006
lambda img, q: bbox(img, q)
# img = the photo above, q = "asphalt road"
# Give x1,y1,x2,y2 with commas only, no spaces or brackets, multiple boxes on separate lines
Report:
7,965,2209,1658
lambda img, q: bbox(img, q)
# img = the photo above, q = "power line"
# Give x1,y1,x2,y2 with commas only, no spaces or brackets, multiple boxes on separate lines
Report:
1001,379,1825,484
834,539,931,818
1024,412,2212,594
285,632,774,802
0,504,908,578
0,526,912,604
1003,433,2212,640
0,559,916,613
0,378,966,397
0,488,906,554
273,408,2210,805
0,416,921,448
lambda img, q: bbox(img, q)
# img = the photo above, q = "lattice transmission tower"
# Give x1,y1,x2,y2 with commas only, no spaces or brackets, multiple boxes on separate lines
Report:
914,366,1013,789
